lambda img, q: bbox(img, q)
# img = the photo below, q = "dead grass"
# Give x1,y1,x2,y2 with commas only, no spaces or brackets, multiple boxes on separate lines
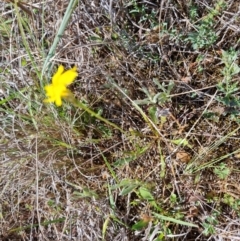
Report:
1,0,240,240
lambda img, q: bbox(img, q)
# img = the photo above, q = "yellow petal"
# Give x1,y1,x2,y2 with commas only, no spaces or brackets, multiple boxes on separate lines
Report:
52,65,65,85
58,66,78,86
55,97,62,106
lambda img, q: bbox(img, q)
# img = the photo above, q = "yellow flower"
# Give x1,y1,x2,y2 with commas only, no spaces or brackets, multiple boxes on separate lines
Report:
44,65,78,106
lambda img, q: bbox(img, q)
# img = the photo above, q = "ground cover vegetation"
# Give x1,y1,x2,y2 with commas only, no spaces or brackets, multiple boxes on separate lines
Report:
1,0,240,240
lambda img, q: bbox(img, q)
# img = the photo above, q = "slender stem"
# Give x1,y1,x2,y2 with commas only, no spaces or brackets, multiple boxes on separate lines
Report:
41,0,78,76
72,98,124,133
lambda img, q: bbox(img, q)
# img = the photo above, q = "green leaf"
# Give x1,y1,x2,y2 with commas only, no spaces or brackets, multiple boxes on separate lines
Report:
131,220,149,230
171,138,192,148
139,187,154,201
231,63,240,75
72,188,99,199
21,57,27,67
153,212,198,227
113,157,136,167
120,184,139,196
102,216,110,240
148,106,159,124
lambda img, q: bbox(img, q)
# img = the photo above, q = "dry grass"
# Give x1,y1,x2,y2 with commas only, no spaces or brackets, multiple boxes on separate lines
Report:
1,0,240,240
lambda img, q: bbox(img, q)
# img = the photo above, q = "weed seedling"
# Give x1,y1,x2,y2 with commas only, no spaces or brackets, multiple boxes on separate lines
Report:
213,163,230,179
185,0,225,49
217,48,240,113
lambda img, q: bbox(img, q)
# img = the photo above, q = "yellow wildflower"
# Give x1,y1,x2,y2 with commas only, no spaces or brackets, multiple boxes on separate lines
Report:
44,65,78,106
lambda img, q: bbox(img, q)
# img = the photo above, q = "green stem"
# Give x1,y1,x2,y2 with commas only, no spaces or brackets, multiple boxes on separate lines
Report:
41,0,78,76
72,99,124,133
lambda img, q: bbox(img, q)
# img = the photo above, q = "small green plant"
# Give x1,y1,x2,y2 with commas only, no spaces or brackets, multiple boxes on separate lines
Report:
170,193,177,205
222,194,240,214
128,0,158,27
196,54,204,72
158,22,181,43
189,5,198,21
113,143,150,167
202,213,219,236
185,1,225,49
133,81,173,105
111,178,141,196
217,48,240,110
187,26,216,50
222,194,235,207
133,79,174,124
213,163,230,179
